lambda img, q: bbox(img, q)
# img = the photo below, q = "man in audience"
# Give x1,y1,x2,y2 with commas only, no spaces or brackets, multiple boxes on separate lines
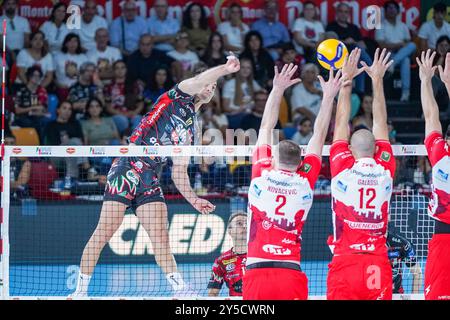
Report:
418,2,450,52
87,28,122,83
376,1,417,102
326,3,372,94
76,0,108,52
217,3,249,54
251,0,291,60
110,0,148,58
167,31,200,79
291,118,313,145
147,0,180,52
1,0,30,53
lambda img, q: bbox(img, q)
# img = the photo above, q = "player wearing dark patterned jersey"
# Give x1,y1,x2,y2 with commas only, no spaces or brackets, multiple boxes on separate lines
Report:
243,64,347,300
417,50,450,300
71,56,241,298
327,48,394,300
208,212,247,297
387,231,423,294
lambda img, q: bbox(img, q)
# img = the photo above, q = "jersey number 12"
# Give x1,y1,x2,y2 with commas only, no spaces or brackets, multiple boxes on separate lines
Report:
358,188,376,209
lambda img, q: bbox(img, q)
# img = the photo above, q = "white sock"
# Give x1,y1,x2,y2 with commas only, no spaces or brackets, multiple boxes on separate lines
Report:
166,272,186,291
76,273,92,293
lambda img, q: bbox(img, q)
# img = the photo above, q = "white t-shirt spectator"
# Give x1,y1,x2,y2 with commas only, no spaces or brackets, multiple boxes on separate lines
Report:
1,15,30,51
76,15,108,52
217,21,249,52
15,49,54,84
222,78,262,112
375,20,411,44
291,131,313,145
418,20,450,49
87,46,122,66
290,82,322,118
292,18,324,54
39,21,70,53
167,50,199,71
53,51,89,88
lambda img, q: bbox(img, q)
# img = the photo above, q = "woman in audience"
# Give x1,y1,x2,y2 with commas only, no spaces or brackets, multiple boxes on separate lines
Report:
39,2,69,54
217,3,249,54
201,32,227,68
222,58,262,129
239,30,275,88
103,60,144,134
433,35,450,115
53,33,88,100
16,31,54,89
181,2,211,57
143,67,174,111
352,94,374,130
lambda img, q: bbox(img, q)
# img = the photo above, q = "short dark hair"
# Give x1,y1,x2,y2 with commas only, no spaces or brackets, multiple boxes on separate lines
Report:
25,65,43,80
228,3,243,16
278,140,302,168
436,35,450,47
299,117,312,126
433,2,447,14
384,1,400,12
61,33,83,54
49,2,68,23
228,211,247,226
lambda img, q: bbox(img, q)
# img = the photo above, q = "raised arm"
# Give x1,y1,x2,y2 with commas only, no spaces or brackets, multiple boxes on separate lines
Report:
178,55,240,96
333,48,365,142
257,63,301,146
416,49,442,136
307,69,349,156
360,48,393,141
438,52,450,100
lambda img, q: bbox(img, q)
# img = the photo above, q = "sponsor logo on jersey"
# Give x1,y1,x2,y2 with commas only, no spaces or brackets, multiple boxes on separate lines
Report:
344,219,384,230
437,169,448,182
222,257,237,265
385,184,392,192
12,147,22,154
281,238,296,245
36,147,52,155
336,180,347,193
262,244,292,255
186,118,193,126
66,147,76,154
302,193,312,201
349,243,375,251
134,161,143,170
126,170,139,185
300,163,311,173
253,184,262,197
225,263,235,272
179,108,186,117
262,220,272,230
381,151,391,162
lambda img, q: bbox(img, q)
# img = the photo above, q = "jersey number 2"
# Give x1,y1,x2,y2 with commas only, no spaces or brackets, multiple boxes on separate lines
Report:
358,188,376,209
275,195,287,216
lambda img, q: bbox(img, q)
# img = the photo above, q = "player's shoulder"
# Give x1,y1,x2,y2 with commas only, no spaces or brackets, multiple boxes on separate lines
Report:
217,249,239,265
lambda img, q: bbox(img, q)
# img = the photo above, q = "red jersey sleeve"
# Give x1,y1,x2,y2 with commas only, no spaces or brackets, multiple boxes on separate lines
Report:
207,258,225,290
330,140,355,178
425,131,450,166
251,144,272,179
374,140,396,177
297,154,322,189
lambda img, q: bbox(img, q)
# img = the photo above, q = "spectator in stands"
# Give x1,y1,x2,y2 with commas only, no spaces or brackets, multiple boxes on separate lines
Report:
290,63,322,122
147,0,180,52
39,2,69,54
43,101,91,182
251,0,291,60
352,94,373,131
326,3,372,94
15,31,54,89
167,31,200,79
201,93,228,143
181,2,211,57
53,33,88,100
5,133,31,199
143,66,174,110
109,0,148,58
240,31,275,89
418,2,450,52
13,66,49,138
87,28,122,84
201,32,227,68
126,34,181,85
376,1,416,102
275,43,305,80
222,58,262,129
433,36,450,116
82,97,120,145
217,3,249,54
76,0,108,52
67,62,105,117
104,60,143,134
1,0,30,53
291,118,313,145
292,1,325,62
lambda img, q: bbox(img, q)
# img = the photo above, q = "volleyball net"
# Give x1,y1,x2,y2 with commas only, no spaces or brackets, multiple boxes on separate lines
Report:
0,145,432,299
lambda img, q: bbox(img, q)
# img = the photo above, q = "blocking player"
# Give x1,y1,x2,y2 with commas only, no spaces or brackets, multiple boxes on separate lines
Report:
387,231,423,294
243,63,347,300
327,48,395,300
207,212,247,297
71,56,241,297
416,50,450,300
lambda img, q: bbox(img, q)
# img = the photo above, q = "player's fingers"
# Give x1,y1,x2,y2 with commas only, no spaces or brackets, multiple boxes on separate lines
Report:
329,67,334,80
416,57,422,68
382,51,391,65
291,78,302,86
288,64,298,77
274,65,279,77
385,60,394,71
317,75,325,86
429,51,437,66
281,63,289,75
373,48,380,63
438,65,444,76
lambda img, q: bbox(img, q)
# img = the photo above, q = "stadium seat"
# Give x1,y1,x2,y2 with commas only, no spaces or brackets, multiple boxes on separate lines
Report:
47,94,59,121
12,127,40,146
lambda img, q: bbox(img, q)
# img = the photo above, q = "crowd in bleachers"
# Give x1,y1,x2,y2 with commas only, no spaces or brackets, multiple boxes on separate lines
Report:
2,0,450,198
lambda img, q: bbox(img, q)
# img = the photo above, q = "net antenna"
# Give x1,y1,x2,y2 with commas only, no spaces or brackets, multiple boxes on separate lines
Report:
0,19,6,300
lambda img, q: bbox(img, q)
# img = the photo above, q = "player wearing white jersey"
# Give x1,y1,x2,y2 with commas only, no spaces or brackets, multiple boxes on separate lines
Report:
327,48,395,300
243,64,348,300
416,50,450,300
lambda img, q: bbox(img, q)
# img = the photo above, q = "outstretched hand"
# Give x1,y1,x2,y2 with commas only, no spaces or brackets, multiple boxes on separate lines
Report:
416,49,437,82
192,198,216,215
437,52,450,86
272,63,301,91
341,48,365,81
361,48,393,80
224,53,241,74
318,69,351,100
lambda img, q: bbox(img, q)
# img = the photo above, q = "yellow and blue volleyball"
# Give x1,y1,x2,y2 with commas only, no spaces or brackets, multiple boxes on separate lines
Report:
316,39,348,70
